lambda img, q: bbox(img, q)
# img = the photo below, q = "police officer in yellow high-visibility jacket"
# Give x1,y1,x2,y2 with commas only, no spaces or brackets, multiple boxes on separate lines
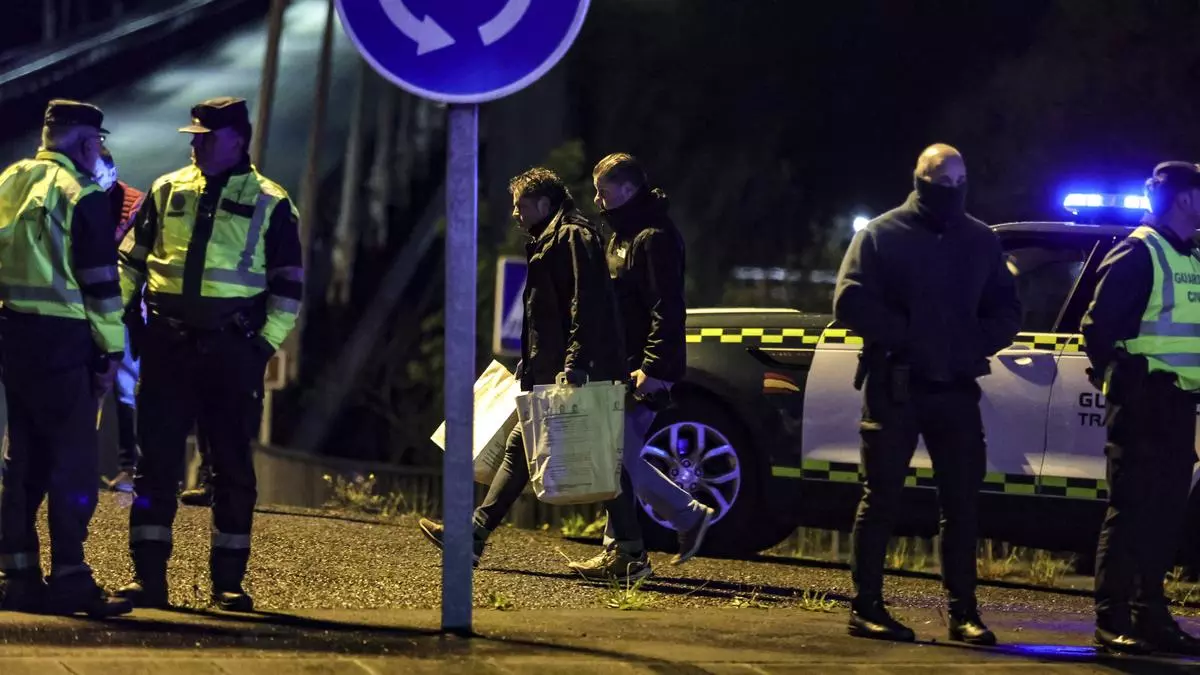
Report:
1082,161,1200,656
115,97,302,612
0,100,132,617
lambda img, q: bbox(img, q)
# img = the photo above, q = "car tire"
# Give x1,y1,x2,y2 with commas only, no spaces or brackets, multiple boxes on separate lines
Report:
631,391,773,557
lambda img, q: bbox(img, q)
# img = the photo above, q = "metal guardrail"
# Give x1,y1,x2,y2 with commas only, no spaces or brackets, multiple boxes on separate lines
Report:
0,0,267,114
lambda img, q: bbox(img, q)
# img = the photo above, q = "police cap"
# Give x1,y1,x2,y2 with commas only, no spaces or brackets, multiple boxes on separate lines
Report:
1146,161,1200,214
178,96,252,137
44,99,108,134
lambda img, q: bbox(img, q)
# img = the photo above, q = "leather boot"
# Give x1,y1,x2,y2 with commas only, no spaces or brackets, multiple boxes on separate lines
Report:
848,597,916,642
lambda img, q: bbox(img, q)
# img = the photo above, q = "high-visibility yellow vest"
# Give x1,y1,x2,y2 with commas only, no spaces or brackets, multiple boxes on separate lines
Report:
1115,225,1200,391
0,150,124,352
128,164,299,347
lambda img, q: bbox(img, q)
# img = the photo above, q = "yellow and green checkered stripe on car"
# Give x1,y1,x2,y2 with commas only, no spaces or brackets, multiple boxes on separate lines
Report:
684,327,823,347
686,327,1085,352
772,460,1108,500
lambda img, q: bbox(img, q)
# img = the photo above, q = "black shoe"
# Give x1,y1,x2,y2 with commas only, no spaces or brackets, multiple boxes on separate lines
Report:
114,579,170,609
848,599,916,642
1095,628,1153,655
0,576,46,613
180,483,213,507
1136,619,1200,656
949,612,997,646
45,575,133,618
418,518,484,566
213,589,254,612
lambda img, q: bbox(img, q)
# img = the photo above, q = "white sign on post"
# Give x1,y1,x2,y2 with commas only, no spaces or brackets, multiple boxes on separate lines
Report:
334,0,592,634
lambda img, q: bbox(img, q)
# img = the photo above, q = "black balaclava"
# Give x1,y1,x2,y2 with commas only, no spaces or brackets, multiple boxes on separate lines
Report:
913,176,967,225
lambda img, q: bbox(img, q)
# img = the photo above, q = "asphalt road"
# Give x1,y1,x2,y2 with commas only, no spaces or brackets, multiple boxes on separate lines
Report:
0,0,362,196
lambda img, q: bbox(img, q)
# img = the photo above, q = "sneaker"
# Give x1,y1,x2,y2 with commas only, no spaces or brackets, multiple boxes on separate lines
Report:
567,545,653,583
670,505,715,566
417,518,484,566
107,470,135,493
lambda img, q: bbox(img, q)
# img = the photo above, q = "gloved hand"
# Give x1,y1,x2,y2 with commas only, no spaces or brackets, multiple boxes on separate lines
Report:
92,353,120,398
562,368,589,387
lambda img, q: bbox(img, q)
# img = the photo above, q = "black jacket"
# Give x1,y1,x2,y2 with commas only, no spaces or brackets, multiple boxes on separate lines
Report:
520,200,626,391
604,188,687,382
833,192,1021,382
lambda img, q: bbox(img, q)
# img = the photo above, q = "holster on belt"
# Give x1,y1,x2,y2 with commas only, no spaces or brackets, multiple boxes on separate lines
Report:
1104,351,1148,407
855,344,911,403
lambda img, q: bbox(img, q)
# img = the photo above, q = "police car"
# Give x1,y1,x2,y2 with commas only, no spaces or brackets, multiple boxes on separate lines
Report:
638,193,1200,563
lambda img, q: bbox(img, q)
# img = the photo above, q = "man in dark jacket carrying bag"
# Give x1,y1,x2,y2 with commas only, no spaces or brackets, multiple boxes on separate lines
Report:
568,154,714,580
833,144,1021,645
417,168,632,574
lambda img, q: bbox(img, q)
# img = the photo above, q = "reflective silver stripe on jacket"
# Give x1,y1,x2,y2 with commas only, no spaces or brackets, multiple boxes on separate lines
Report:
267,295,300,314
76,265,119,284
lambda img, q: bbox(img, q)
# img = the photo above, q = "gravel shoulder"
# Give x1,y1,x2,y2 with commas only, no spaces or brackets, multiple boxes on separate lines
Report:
60,494,1099,615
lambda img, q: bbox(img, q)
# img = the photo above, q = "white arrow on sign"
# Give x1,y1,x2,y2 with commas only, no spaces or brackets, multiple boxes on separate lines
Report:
380,0,455,55
478,0,531,46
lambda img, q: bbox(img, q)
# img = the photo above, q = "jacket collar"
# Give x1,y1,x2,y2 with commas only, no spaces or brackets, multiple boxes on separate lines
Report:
35,149,89,178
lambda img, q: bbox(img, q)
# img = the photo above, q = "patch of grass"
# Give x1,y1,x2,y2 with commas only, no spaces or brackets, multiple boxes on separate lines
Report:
1029,550,1074,587
322,473,406,517
730,586,770,609
977,542,1022,581
606,575,655,611
487,591,515,611
798,588,838,613
886,537,930,573
1166,567,1200,608
561,512,607,538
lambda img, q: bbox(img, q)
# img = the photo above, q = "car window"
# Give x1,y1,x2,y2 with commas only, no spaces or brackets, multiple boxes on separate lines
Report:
1005,246,1091,333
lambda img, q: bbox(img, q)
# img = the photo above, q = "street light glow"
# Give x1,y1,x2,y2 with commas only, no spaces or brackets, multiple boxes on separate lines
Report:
852,216,870,232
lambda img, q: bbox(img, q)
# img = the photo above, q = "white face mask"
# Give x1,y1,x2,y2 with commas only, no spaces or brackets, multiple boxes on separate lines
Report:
93,159,117,191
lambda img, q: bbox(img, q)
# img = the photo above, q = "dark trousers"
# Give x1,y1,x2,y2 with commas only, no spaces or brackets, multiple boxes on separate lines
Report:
129,321,266,590
851,372,986,615
474,426,527,536
1095,374,1196,630
0,311,98,581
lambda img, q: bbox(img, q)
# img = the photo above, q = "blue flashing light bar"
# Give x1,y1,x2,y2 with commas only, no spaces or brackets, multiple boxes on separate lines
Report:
1063,193,1149,211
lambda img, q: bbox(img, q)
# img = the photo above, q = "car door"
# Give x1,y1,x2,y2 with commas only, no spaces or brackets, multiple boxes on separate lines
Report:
1030,235,1114,497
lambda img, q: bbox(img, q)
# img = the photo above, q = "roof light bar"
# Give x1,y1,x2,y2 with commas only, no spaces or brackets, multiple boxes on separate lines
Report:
1063,193,1149,211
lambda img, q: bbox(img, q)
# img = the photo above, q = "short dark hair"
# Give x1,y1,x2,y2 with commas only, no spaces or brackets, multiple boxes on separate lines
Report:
509,167,570,210
593,153,647,190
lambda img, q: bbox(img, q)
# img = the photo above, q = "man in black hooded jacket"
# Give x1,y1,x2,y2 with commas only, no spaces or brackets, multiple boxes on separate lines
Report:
567,154,715,581
417,168,629,572
833,144,1021,645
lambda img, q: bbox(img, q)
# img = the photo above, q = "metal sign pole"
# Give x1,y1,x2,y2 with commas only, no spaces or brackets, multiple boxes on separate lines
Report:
442,102,478,634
